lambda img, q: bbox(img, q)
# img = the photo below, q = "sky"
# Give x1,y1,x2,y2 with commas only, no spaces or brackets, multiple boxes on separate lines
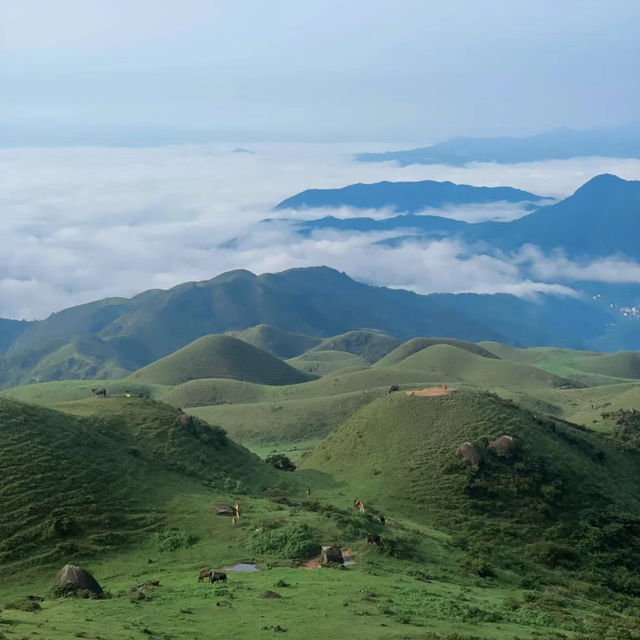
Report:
2,1,640,320
1,0,640,143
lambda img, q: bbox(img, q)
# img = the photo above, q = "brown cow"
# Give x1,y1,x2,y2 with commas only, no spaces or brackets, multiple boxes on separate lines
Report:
198,569,213,582
353,500,365,513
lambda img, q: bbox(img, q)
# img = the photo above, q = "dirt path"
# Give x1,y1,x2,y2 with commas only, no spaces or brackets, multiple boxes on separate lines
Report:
406,384,453,397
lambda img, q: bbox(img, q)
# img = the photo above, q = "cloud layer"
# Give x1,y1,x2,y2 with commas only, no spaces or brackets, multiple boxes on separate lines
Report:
2,143,640,320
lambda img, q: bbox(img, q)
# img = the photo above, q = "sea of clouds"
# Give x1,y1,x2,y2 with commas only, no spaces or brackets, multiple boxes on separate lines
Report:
3,142,640,320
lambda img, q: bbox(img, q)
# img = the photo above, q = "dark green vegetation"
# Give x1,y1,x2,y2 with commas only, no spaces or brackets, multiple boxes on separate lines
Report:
0,264,623,390
5,334,640,638
276,179,541,212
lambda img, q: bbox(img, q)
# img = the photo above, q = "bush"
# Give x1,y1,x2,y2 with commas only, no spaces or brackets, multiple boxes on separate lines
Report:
245,524,319,558
154,530,198,552
265,454,296,472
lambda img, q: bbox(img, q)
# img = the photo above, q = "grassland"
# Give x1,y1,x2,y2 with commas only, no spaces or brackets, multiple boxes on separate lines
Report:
129,335,312,386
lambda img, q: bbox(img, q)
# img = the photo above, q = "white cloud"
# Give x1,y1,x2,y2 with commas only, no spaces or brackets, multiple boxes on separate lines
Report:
1,143,639,319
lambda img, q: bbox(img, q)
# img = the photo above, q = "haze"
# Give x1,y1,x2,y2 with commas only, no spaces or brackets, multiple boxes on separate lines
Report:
2,0,639,144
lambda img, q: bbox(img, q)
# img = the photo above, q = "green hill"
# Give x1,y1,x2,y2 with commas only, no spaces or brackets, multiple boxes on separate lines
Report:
479,342,640,386
377,337,499,367
129,335,313,386
303,390,640,589
0,396,271,569
286,350,369,376
311,330,401,363
387,343,571,390
228,324,322,358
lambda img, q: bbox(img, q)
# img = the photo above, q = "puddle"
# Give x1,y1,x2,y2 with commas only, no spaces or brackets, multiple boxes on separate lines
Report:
223,563,260,572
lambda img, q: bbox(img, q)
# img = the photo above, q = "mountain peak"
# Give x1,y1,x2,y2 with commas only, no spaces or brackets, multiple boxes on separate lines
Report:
573,173,636,196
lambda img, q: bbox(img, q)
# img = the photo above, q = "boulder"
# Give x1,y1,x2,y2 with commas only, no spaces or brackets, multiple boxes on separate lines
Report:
213,503,236,515
455,442,481,467
53,564,103,596
488,435,516,455
321,546,344,565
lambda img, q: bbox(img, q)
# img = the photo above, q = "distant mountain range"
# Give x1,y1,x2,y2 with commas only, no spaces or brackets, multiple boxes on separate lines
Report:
0,266,613,389
275,180,543,212
356,123,640,166
293,174,640,260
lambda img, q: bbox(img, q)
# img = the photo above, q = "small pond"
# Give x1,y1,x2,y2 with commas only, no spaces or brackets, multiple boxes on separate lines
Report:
223,563,260,572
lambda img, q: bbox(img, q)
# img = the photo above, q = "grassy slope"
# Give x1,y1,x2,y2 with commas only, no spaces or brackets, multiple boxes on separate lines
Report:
389,343,573,390
0,396,272,572
129,335,313,386
302,392,640,581
286,350,369,376
228,324,322,358
480,342,640,386
311,330,401,363
377,337,499,367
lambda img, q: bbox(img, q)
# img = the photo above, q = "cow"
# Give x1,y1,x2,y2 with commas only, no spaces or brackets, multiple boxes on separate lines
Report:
91,388,107,397
198,569,213,582
210,571,227,583
366,533,381,545
353,500,365,513
388,385,400,394
378,514,386,525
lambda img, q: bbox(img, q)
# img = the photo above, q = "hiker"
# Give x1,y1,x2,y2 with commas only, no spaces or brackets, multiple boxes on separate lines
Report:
232,515,238,526
306,488,311,498
234,503,240,518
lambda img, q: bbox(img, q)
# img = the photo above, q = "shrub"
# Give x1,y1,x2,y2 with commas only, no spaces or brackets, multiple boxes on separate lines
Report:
245,524,319,558
265,454,296,472
154,530,197,552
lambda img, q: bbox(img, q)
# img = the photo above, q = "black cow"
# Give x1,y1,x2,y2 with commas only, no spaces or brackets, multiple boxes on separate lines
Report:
210,571,227,583
366,533,381,545
91,388,107,397
388,385,400,394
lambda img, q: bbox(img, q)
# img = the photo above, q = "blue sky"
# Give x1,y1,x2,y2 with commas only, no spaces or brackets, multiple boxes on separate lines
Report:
2,0,639,144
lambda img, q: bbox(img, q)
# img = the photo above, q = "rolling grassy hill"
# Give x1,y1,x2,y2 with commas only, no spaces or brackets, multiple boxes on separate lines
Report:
286,350,369,376
0,396,272,570
302,391,640,592
311,330,401,363
387,343,573,390
129,335,313,386
228,324,322,358
377,337,499,367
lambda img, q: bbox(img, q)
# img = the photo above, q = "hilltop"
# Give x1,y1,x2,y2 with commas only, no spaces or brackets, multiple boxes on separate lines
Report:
129,335,313,386
276,179,541,212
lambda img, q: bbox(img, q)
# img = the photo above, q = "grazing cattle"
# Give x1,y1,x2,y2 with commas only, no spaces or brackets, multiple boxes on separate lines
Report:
91,388,107,397
353,500,365,513
210,571,227,583
366,533,381,545
388,385,400,394
378,514,386,525
198,569,213,582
